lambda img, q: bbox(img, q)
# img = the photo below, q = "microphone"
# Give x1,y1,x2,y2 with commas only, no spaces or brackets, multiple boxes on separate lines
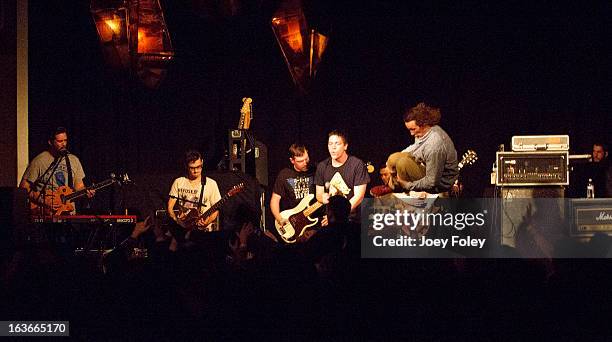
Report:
51,150,67,165
122,173,136,186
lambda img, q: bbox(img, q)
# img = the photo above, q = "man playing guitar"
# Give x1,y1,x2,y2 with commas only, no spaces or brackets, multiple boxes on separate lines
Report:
20,127,95,216
270,143,317,232
167,150,221,231
390,102,459,196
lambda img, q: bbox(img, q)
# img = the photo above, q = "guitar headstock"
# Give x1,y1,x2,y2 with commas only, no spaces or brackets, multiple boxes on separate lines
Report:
459,150,478,169
238,97,253,129
227,183,246,197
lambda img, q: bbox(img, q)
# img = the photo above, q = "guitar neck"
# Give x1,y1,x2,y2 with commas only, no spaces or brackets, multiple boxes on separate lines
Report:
303,201,323,217
238,98,252,129
238,113,245,129
65,178,114,201
199,193,231,220
238,112,251,130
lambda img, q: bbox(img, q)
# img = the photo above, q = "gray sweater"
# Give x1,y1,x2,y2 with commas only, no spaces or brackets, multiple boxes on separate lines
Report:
402,125,459,192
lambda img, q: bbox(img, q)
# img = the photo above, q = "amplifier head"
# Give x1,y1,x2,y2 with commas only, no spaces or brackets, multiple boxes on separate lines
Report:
496,151,569,186
570,199,612,238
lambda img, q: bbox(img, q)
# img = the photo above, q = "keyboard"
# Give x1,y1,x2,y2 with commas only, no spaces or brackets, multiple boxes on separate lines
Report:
32,215,137,224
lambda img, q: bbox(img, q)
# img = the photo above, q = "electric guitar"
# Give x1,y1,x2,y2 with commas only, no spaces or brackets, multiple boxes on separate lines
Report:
238,97,252,130
30,173,131,217
176,183,245,231
457,149,478,172
275,194,323,244
230,97,254,159
450,149,478,197
369,149,478,197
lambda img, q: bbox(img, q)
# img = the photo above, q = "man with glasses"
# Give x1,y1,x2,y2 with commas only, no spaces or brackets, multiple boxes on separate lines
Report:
167,150,221,231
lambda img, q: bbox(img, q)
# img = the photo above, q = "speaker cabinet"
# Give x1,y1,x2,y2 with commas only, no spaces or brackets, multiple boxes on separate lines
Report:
499,187,565,256
254,140,268,187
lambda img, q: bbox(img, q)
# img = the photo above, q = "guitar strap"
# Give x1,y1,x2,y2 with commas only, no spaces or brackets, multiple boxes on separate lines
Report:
64,154,74,188
197,176,207,211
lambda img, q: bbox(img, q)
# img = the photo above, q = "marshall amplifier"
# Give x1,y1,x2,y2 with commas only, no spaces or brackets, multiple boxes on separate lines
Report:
496,151,569,186
570,199,612,237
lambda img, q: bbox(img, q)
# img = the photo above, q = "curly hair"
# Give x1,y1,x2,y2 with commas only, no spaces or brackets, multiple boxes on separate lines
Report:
403,102,441,126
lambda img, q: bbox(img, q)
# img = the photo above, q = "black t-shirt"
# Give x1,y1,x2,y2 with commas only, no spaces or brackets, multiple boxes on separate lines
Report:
272,167,316,211
315,155,370,196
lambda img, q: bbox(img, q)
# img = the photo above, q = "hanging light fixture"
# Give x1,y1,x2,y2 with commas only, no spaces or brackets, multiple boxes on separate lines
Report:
91,0,175,88
271,0,328,94
91,0,131,68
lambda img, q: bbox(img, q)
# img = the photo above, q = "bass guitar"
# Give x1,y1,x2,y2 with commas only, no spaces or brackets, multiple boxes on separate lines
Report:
275,194,323,244
176,183,245,231
30,173,130,217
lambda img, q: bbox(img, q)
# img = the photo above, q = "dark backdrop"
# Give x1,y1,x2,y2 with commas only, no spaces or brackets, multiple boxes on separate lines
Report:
28,0,611,204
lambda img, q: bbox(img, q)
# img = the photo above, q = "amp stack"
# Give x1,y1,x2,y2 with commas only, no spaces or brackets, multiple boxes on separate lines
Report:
495,135,569,253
